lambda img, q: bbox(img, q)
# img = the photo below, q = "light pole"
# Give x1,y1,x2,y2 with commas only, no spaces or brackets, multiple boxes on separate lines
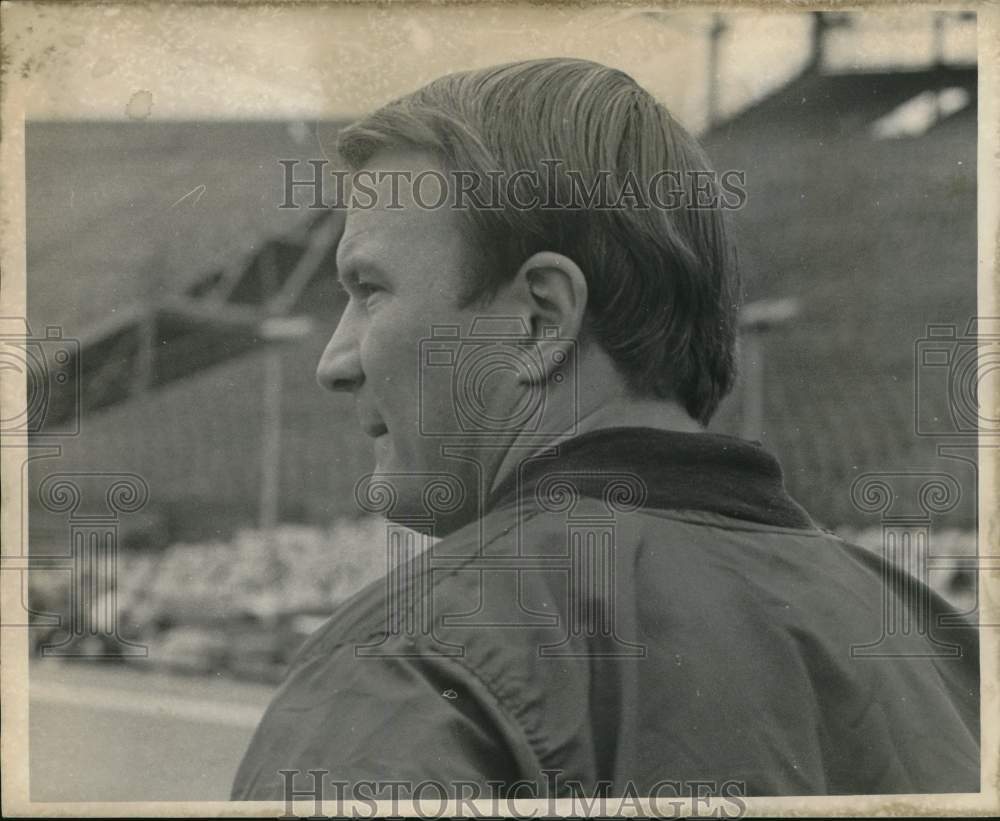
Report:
257,316,314,532
738,298,800,443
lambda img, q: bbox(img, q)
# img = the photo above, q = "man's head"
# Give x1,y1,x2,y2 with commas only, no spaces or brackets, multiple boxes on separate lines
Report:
317,58,740,527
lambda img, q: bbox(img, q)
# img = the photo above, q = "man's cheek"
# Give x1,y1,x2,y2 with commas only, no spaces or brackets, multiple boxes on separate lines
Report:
364,329,421,383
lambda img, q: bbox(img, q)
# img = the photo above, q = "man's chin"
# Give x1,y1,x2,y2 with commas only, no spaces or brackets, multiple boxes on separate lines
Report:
382,499,478,539
360,461,479,537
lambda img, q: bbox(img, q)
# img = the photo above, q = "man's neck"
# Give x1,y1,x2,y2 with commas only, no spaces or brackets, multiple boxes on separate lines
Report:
487,396,702,497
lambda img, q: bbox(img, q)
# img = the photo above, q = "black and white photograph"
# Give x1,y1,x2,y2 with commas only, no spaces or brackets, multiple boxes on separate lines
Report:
1,2,997,817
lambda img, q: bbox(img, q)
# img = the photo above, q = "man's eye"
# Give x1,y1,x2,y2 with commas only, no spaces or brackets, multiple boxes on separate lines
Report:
357,281,383,298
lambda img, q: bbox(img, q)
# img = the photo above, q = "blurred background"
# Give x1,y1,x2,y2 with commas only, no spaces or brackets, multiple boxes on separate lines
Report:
15,7,980,802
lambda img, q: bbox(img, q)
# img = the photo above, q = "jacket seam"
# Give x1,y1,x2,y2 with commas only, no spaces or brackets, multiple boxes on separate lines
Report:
296,507,541,662
436,650,549,774
293,634,549,773
636,508,826,536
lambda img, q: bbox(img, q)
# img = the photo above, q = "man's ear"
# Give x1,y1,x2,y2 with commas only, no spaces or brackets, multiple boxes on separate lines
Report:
510,251,588,384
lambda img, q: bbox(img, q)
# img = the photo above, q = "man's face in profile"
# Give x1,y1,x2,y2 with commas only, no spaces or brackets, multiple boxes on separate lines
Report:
317,150,520,523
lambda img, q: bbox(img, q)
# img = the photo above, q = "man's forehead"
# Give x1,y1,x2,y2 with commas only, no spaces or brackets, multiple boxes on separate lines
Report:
337,196,450,267
348,146,445,207
338,149,467,268
339,198,425,251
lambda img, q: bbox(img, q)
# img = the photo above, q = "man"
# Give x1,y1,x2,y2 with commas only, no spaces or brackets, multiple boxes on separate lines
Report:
233,59,978,801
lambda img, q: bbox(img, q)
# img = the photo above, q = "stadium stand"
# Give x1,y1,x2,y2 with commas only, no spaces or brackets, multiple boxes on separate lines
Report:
26,63,977,544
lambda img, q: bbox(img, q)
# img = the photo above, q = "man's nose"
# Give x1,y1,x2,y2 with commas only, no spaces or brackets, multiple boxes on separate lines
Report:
316,310,364,393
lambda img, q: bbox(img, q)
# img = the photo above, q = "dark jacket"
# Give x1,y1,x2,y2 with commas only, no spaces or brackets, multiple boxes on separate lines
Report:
232,428,979,799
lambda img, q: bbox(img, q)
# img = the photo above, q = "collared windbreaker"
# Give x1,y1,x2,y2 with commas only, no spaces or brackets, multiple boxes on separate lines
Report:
232,428,980,799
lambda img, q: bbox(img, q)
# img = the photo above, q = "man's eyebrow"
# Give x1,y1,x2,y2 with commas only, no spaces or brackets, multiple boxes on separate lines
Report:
335,251,387,285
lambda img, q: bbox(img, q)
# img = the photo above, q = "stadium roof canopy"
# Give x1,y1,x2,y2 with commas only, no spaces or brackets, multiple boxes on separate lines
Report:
32,62,976,433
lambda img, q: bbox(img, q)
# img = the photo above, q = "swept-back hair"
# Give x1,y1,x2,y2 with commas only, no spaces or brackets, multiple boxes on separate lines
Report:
338,58,740,424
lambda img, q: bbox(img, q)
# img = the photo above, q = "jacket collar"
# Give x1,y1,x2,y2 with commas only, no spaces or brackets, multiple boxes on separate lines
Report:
487,426,817,530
